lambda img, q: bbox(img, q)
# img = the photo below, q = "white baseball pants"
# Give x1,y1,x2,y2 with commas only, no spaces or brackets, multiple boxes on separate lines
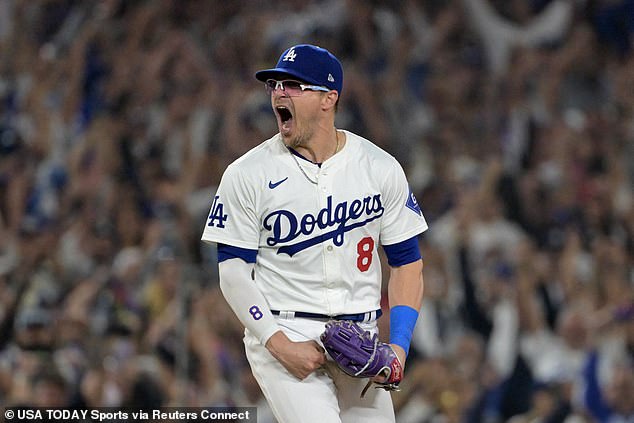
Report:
243,316,395,423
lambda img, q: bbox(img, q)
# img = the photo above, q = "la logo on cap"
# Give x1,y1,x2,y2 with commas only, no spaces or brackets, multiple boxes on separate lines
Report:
328,74,335,82
283,47,297,62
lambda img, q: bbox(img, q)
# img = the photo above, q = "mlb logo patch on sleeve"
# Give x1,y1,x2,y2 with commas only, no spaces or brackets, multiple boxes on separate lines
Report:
406,189,422,216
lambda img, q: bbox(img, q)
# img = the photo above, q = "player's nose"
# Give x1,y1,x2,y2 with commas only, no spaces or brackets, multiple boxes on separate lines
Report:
272,88,289,99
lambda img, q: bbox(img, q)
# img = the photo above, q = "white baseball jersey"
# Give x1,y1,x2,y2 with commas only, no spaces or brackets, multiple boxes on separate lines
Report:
202,130,428,315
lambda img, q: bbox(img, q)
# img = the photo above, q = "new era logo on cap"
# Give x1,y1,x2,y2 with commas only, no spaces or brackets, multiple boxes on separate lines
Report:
255,44,343,94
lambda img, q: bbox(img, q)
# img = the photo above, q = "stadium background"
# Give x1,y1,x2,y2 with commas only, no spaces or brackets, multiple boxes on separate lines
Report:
0,0,632,421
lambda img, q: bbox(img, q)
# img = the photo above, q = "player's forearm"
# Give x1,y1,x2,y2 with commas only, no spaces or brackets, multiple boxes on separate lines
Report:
388,259,424,310
387,259,424,360
218,258,280,345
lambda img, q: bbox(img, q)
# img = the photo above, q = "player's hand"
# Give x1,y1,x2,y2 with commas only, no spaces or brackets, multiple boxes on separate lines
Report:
372,343,406,384
265,331,326,380
390,343,406,367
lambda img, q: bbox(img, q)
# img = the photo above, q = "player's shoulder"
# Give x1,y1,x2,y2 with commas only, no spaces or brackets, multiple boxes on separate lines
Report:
224,134,284,175
345,130,401,168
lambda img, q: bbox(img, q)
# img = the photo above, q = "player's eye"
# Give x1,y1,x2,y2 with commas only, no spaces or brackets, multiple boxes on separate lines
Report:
265,79,304,95
264,80,278,94
281,81,302,93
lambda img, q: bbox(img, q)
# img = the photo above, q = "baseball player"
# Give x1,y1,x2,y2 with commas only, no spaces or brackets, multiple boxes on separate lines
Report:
202,44,427,423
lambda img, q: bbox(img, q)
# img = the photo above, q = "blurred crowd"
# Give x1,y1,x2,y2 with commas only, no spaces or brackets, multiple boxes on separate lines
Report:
0,0,632,422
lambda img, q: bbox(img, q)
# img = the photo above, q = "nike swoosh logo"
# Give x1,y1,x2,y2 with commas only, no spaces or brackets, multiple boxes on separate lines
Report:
268,177,288,189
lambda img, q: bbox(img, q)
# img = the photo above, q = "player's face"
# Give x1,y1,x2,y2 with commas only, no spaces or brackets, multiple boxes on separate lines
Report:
269,80,327,148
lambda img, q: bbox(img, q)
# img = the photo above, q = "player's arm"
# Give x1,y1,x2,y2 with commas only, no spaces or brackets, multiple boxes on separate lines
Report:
204,167,281,345
207,167,324,379
378,157,427,368
384,237,425,367
218,244,325,379
217,245,279,345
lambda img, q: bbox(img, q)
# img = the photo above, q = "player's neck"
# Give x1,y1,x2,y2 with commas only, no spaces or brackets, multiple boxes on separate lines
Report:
293,128,343,164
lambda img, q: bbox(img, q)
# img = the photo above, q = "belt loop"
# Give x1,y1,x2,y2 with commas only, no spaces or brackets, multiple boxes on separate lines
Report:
279,311,295,320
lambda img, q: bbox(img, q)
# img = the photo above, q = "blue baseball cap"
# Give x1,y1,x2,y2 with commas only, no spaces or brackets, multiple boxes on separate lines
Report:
255,44,343,94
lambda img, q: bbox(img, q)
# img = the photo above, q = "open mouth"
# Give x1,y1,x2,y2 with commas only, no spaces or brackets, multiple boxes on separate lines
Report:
276,106,293,123
276,106,294,134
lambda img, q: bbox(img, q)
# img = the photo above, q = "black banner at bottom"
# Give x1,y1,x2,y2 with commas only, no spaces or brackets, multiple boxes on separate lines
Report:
3,407,257,422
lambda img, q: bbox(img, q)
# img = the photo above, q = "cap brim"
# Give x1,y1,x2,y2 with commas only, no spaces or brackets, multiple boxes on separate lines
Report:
255,68,318,85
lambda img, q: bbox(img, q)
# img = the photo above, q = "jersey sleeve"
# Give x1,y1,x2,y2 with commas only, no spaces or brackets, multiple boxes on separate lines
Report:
379,158,428,245
201,164,260,249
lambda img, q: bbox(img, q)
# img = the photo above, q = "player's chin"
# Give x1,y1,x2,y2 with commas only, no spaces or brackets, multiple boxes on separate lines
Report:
278,121,294,138
276,110,294,137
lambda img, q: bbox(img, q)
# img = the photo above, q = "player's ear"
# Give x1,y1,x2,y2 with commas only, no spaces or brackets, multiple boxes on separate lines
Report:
322,90,339,111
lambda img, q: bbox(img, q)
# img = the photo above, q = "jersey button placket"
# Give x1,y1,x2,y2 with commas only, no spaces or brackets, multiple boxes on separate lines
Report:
318,168,327,192
324,243,337,289
320,170,341,310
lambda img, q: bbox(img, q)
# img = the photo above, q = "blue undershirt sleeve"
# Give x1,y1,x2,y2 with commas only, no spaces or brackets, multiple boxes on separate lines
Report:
383,236,422,267
217,243,258,264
